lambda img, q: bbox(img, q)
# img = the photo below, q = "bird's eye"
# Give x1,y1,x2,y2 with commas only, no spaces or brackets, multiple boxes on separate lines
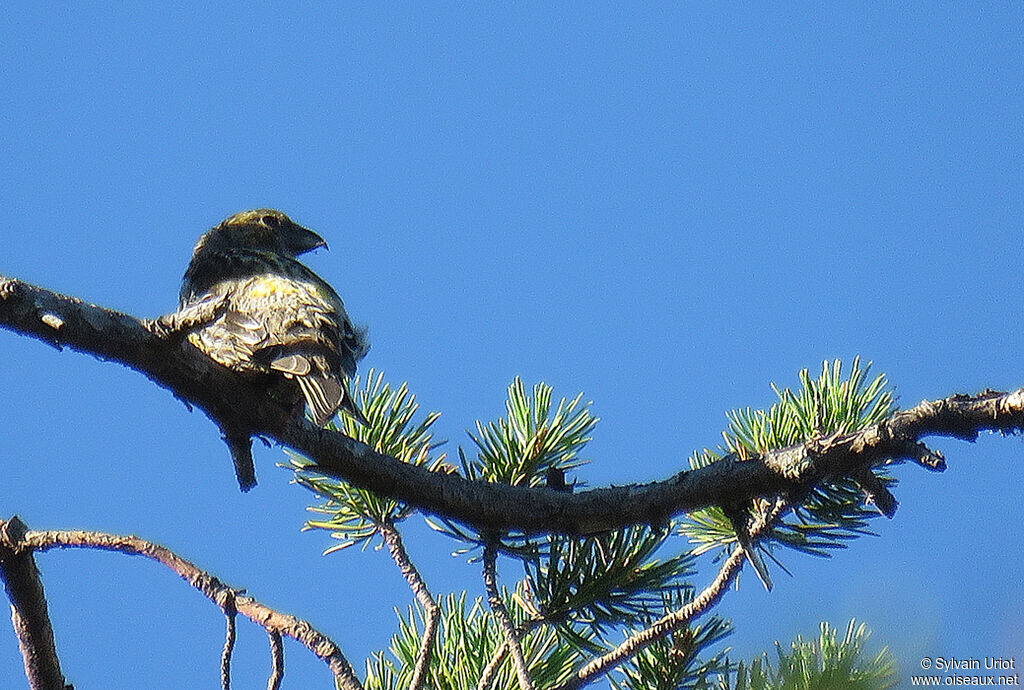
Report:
261,214,281,228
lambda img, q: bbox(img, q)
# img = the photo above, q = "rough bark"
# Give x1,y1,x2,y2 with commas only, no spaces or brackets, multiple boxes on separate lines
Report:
4,274,1024,535
0,518,72,690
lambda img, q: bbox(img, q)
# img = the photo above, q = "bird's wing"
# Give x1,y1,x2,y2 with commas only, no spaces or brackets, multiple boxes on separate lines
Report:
184,263,368,426
185,306,269,369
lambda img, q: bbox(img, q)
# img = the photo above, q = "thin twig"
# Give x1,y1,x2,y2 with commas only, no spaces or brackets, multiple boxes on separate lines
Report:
556,501,789,690
0,517,72,690
15,524,364,690
378,521,438,690
482,539,534,690
477,637,508,690
267,630,284,690
477,619,543,690
221,591,237,690
477,638,505,687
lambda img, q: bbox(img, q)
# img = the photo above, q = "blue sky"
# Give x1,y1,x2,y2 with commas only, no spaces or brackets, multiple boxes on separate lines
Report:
2,4,1022,688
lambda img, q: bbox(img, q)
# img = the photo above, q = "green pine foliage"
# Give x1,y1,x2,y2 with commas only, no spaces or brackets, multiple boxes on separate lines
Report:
290,363,903,688
716,620,898,690
288,369,446,550
461,377,597,487
680,358,896,577
426,377,597,553
364,591,581,690
610,588,733,690
524,526,696,643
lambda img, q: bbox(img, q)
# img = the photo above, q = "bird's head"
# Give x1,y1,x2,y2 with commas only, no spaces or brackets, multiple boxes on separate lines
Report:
194,209,328,257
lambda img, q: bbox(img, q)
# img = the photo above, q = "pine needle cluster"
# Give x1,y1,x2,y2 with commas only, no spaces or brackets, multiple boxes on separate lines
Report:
289,360,903,688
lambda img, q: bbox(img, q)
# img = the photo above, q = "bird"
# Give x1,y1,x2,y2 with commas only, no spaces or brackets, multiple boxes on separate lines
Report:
179,209,368,487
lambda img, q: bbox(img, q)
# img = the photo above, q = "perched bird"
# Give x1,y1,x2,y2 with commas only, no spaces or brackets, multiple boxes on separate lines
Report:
179,209,368,487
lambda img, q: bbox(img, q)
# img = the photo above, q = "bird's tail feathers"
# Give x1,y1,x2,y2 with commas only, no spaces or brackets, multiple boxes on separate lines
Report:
296,374,369,428
296,374,343,427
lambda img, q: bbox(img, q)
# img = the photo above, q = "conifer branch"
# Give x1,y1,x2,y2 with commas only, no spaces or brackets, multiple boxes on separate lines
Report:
4,275,1024,534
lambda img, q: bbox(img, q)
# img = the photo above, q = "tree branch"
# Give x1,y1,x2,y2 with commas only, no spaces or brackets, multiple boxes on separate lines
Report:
558,501,789,689
0,517,73,690
4,275,1024,534
267,630,284,690
482,539,534,690
220,591,237,690
5,519,363,690
476,619,543,690
377,521,439,690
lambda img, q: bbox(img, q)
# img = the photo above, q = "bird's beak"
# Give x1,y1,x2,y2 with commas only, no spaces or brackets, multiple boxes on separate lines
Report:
286,224,329,255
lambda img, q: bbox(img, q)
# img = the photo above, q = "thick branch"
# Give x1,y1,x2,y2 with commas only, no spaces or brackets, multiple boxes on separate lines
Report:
0,517,72,690
4,275,1024,534
11,522,363,690
0,276,294,488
